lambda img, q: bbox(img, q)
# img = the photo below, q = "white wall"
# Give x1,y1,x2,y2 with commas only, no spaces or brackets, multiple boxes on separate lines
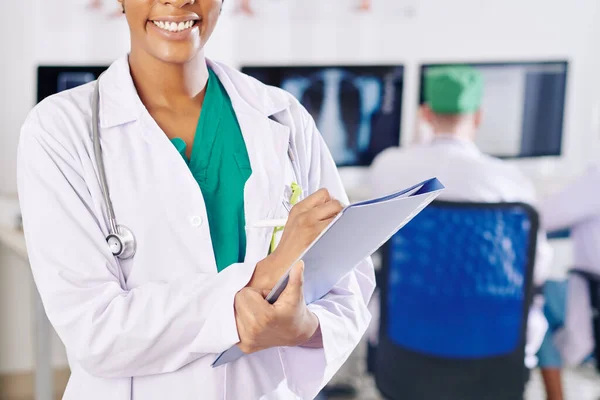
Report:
0,0,35,195
0,249,68,373
0,0,598,373
0,250,34,373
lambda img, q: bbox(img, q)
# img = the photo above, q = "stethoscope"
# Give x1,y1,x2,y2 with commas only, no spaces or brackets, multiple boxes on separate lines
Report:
92,76,301,260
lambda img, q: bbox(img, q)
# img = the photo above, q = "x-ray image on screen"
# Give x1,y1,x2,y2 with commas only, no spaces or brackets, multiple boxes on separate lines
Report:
419,61,568,158
57,72,96,92
243,65,404,166
37,66,108,103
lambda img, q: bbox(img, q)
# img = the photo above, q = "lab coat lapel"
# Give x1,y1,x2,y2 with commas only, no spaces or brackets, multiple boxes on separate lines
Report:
209,63,291,263
236,108,290,263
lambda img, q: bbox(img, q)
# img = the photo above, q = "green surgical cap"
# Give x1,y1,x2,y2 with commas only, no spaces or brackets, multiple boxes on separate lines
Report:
424,66,483,114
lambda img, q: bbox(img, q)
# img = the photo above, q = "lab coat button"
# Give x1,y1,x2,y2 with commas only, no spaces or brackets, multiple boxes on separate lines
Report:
190,216,203,227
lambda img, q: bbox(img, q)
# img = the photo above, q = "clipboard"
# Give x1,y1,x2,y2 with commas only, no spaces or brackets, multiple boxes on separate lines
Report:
212,177,445,367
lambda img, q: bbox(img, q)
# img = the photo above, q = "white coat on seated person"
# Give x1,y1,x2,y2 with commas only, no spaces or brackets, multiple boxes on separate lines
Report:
540,165,600,366
368,135,551,367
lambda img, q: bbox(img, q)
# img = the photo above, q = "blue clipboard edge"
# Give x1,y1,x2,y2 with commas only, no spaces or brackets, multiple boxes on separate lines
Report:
352,177,444,207
262,178,445,304
211,177,445,368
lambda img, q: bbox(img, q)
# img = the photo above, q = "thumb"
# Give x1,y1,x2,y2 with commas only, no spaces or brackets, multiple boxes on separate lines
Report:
279,261,305,302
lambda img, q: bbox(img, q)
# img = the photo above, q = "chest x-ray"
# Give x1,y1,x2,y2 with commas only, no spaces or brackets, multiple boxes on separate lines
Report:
57,72,96,92
243,65,404,166
37,66,108,103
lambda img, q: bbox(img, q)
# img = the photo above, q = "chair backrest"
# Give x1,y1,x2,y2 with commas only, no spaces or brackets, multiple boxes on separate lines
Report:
375,201,538,400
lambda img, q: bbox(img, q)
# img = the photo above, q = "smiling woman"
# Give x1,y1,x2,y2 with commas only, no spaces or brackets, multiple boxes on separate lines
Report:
120,0,220,65
16,0,375,399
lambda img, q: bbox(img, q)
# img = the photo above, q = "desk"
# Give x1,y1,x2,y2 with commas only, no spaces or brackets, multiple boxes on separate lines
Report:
0,225,54,400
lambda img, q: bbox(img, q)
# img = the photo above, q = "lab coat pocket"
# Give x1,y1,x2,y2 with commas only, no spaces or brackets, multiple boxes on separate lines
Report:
267,201,289,254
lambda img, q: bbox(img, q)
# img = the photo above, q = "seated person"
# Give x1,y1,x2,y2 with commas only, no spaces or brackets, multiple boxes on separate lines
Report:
369,66,552,370
537,165,600,400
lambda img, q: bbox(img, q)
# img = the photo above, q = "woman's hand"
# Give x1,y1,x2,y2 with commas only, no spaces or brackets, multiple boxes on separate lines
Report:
235,262,320,354
248,188,343,291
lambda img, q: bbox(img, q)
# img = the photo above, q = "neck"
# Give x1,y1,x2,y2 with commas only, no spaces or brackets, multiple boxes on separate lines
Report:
128,49,209,110
432,130,474,141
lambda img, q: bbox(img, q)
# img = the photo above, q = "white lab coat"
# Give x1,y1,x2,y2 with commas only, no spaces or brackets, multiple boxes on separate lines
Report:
368,136,551,367
17,56,375,400
540,165,600,366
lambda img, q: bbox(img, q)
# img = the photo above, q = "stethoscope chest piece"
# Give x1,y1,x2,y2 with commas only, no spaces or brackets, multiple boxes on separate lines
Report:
106,225,136,259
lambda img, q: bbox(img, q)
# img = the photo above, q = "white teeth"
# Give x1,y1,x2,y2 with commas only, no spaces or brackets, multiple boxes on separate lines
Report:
153,20,194,32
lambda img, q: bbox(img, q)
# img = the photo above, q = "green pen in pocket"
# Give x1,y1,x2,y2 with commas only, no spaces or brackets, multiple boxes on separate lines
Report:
269,182,302,254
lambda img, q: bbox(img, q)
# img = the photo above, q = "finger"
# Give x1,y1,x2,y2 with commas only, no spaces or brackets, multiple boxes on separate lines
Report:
311,199,344,221
238,289,266,322
246,288,270,309
235,304,257,354
293,188,331,212
277,261,305,304
314,217,336,235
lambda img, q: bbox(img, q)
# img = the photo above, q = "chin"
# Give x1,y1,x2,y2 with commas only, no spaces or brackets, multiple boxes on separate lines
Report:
147,37,203,65
152,48,201,65
156,53,198,65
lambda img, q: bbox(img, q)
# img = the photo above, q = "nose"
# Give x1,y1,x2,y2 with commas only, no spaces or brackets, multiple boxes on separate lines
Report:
159,0,195,7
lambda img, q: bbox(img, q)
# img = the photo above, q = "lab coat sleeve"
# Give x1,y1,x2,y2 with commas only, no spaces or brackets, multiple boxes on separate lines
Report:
17,114,254,378
539,166,600,232
279,108,376,399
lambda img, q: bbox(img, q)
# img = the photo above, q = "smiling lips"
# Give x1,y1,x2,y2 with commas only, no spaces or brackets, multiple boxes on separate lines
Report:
151,20,197,33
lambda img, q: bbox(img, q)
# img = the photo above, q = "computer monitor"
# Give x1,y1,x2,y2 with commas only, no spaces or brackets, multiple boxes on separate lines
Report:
37,66,109,103
419,61,569,158
242,65,404,166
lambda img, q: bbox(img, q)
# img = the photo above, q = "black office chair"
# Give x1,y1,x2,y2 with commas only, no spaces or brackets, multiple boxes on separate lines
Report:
569,268,600,372
375,201,539,400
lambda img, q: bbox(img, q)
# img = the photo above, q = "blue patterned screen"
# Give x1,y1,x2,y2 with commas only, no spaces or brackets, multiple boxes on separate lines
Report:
386,205,533,358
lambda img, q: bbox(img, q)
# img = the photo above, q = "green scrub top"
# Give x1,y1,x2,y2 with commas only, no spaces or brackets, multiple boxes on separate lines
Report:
170,69,252,273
